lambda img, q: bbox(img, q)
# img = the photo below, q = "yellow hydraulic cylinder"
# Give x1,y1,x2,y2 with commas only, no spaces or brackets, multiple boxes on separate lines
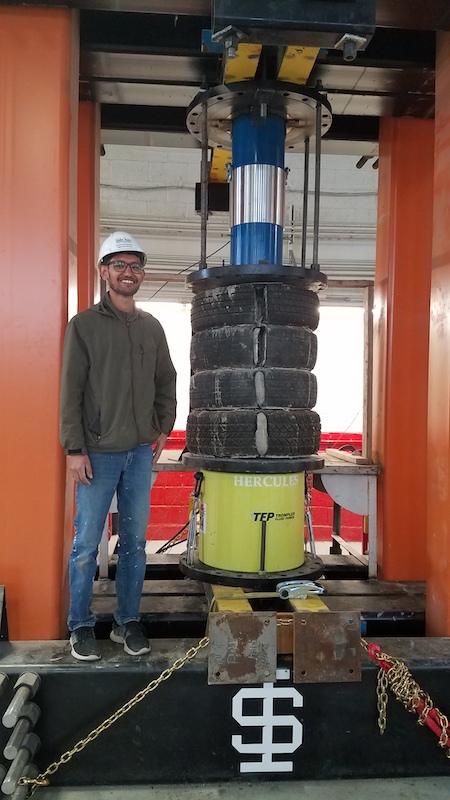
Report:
197,470,305,573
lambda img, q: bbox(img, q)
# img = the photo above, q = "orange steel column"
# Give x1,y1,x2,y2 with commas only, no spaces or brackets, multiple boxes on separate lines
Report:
77,101,100,311
372,117,434,581
0,8,79,639
427,32,450,636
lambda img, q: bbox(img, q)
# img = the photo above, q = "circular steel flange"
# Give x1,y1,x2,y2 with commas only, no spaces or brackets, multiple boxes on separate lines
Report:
187,264,327,292
182,453,324,474
179,552,324,589
186,81,332,152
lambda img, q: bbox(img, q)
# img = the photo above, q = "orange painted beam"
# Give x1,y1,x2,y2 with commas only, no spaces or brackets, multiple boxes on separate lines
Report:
77,101,100,311
373,117,434,581
427,32,450,636
0,7,79,639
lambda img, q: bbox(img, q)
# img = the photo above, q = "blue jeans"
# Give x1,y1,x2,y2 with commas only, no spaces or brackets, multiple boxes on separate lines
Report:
68,445,153,631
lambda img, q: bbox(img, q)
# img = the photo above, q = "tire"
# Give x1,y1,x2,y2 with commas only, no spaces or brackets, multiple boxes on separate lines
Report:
190,368,317,410
191,325,317,372
186,409,321,458
191,283,320,332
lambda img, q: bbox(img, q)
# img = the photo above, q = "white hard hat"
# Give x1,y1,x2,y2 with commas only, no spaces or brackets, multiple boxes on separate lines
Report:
98,231,147,267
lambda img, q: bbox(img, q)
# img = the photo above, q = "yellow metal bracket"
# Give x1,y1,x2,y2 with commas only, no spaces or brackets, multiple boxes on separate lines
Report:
288,595,329,613
210,43,262,182
210,585,253,612
210,148,231,183
277,45,320,84
224,42,262,83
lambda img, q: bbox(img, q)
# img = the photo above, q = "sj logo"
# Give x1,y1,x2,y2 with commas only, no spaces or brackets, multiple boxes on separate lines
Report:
231,681,303,773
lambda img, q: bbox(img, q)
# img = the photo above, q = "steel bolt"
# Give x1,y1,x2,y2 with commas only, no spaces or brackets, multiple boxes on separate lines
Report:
4,703,40,760
1,733,40,795
2,674,41,729
9,765,38,800
0,673,9,699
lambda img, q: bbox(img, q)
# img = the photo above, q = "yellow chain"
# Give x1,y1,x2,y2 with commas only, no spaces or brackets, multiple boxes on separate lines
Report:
361,638,450,757
19,637,210,797
376,668,389,734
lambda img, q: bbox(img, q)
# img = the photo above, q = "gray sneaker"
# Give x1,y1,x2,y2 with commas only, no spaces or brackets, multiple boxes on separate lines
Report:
70,627,101,661
110,621,151,656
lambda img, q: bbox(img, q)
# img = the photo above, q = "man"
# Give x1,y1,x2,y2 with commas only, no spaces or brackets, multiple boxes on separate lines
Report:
60,231,177,661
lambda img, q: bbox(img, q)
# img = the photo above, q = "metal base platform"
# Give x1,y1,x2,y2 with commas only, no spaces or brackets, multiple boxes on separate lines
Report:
0,635,449,787
0,558,433,789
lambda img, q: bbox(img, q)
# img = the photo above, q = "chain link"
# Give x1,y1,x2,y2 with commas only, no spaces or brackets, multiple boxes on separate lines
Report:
376,668,388,734
19,637,210,797
361,638,450,757
18,632,450,796
305,473,313,512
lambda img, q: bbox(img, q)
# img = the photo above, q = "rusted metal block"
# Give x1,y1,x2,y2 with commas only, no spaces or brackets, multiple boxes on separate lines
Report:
293,611,361,684
208,612,277,685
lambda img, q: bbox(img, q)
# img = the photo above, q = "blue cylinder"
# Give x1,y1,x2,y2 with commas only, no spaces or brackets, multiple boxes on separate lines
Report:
231,223,283,266
231,114,286,267
232,114,285,168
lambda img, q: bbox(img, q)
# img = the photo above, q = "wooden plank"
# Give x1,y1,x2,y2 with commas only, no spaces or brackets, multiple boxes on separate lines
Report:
323,596,425,613
318,580,426,597
92,595,207,616
210,585,252,613
331,535,368,565
93,579,204,597
325,448,369,465
154,450,379,474
146,553,180,566
276,613,294,654
288,596,329,613
152,449,189,472
321,555,365,567
320,554,369,579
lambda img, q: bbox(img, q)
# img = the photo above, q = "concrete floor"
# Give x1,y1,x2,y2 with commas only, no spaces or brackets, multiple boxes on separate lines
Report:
39,778,450,800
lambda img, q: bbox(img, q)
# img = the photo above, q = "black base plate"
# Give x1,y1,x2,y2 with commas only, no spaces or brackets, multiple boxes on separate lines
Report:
187,264,327,292
182,453,324,473
179,552,324,589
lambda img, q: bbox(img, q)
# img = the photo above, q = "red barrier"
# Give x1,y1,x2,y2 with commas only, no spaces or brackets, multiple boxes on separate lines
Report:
146,432,364,543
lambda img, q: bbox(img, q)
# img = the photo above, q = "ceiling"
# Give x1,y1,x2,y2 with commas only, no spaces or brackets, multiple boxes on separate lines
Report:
67,0,446,304
0,0,444,152
7,0,447,303
68,1,448,151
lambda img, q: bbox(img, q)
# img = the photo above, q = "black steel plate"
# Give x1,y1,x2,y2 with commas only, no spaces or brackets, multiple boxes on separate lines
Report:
179,552,324,589
187,264,327,292
182,453,324,473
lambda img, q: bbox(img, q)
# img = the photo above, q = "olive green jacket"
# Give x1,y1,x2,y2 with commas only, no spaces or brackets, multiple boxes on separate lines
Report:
60,293,177,454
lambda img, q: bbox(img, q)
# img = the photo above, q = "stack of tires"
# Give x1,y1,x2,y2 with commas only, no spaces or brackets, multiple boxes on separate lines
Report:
186,282,321,459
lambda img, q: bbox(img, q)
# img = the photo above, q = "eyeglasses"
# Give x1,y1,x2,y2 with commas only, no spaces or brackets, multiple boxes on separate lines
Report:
108,260,144,274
